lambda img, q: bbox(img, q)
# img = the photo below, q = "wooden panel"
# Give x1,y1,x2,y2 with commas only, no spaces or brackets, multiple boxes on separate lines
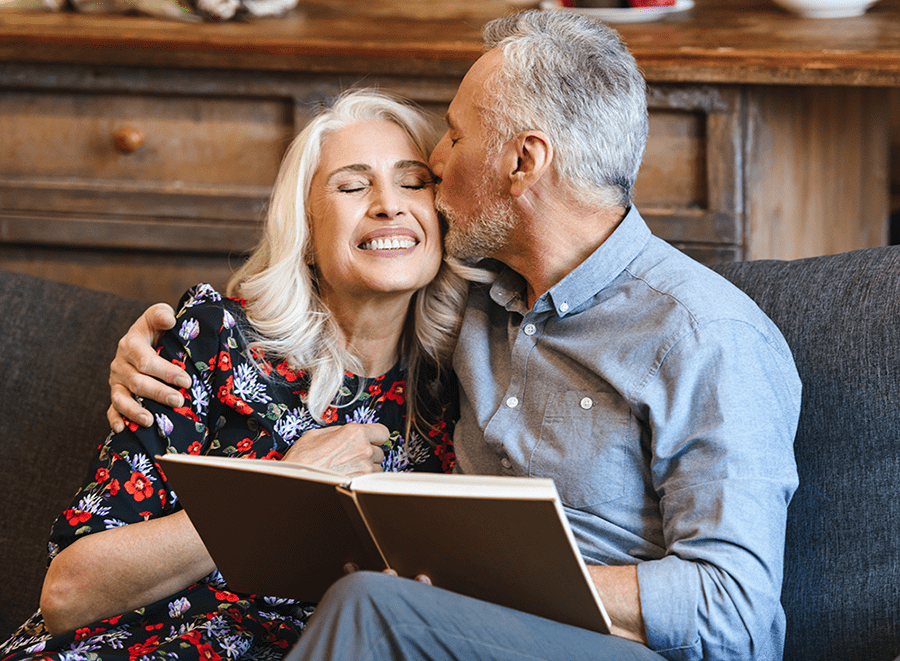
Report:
745,86,890,260
637,109,707,208
891,88,900,216
637,85,743,254
0,244,241,304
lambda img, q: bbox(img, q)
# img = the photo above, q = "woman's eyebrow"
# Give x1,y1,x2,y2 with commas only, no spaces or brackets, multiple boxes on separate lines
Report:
325,163,370,180
395,160,430,171
325,160,431,182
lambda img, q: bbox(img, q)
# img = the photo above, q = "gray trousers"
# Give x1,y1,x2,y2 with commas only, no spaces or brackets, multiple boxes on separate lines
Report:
284,571,666,661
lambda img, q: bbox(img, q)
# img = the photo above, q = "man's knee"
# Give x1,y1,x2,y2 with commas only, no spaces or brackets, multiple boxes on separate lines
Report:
317,571,401,616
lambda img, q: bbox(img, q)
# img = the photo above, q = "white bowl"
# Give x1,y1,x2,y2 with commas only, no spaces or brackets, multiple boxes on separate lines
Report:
771,0,879,17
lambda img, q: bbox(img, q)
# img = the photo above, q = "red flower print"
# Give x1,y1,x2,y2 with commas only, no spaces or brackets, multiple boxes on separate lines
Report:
171,358,188,372
196,643,222,661
368,384,383,398
182,630,202,645
436,439,456,473
217,351,232,372
109,479,120,496
188,441,202,455
276,362,299,382
128,635,160,659
95,468,109,482
124,472,154,502
123,417,140,433
218,376,254,415
65,509,91,526
173,405,199,422
385,381,407,406
158,489,167,508
236,438,253,453
262,449,284,461
75,627,91,641
321,406,338,424
214,590,240,603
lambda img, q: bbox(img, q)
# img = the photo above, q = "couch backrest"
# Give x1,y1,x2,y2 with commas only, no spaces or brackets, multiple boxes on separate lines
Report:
0,271,150,641
712,246,900,661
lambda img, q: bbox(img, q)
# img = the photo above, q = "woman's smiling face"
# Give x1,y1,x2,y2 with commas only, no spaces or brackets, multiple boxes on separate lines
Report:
307,119,442,309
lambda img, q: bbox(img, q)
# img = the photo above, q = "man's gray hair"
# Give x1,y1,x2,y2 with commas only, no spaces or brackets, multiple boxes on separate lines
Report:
482,10,648,209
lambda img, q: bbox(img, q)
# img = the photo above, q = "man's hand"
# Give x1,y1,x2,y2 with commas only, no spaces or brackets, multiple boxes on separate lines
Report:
283,423,388,476
107,303,191,432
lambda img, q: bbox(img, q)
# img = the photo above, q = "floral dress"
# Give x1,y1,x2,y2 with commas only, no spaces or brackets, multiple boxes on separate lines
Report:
0,284,456,661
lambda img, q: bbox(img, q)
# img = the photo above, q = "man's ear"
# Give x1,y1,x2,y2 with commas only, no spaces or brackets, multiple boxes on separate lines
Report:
502,130,553,198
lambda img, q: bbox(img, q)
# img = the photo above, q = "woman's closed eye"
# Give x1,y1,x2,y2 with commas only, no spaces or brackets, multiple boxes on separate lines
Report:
336,181,369,193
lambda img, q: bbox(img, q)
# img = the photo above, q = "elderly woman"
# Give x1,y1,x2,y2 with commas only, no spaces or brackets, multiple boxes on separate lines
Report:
0,89,468,661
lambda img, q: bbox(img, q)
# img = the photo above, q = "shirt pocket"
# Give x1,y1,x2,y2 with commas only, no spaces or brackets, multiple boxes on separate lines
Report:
530,390,630,508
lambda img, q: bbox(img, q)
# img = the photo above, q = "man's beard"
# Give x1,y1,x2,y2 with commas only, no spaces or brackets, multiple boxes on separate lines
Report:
436,179,518,261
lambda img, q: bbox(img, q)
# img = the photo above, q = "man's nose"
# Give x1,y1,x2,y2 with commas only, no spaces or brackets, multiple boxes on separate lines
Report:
429,134,448,176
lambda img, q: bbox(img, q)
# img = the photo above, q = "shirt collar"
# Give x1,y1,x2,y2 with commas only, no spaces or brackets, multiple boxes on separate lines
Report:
489,206,651,317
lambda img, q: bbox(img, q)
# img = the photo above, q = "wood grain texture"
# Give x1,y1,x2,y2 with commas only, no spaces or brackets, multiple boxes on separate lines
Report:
1,0,900,84
745,86,889,260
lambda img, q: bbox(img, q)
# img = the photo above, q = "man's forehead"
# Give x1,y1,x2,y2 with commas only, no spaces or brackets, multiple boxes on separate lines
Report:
449,48,501,115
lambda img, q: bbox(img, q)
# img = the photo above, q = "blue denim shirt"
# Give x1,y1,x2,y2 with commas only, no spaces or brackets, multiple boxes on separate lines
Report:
452,207,801,661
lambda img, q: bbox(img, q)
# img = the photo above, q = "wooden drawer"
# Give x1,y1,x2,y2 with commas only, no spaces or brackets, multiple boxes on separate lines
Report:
0,89,294,226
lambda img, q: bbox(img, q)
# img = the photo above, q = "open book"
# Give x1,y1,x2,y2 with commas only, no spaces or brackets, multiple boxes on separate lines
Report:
156,453,612,634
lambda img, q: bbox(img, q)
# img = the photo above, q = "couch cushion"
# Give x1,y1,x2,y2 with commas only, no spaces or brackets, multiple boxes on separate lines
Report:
712,247,900,661
0,271,149,641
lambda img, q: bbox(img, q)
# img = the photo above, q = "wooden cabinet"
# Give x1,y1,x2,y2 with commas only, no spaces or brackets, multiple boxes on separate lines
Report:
1,0,899,302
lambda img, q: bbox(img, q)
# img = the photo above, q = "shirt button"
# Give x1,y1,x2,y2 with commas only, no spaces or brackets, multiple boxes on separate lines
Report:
559,302,570,313
523,323,536,336
580,397,593,410
500,457,512,469
506,396,519,409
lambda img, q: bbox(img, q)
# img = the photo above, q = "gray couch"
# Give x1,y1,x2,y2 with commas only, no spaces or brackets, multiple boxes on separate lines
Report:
1,247,899,659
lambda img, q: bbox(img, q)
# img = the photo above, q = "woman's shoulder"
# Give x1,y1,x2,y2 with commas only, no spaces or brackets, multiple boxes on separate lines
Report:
169,284,248,344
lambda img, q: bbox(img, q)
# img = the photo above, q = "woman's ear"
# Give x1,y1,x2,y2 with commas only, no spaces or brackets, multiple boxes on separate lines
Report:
504,130,553,198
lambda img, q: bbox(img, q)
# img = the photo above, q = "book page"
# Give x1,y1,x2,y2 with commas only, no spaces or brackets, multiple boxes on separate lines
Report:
352,485,612,634
350,471,560,499
157,454,385,601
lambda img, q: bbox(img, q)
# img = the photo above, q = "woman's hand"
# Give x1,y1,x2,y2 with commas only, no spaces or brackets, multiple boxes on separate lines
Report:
283,423,388,476
107,303,192,431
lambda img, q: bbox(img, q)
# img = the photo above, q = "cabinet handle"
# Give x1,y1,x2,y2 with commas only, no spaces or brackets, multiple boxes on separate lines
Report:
112,126,145,154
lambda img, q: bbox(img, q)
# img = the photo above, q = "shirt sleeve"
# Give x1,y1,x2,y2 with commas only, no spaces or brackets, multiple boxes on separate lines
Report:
48,285,235,559
635,318,801,661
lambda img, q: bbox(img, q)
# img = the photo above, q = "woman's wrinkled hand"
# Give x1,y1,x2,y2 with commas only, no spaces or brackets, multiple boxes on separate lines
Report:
282,423,388,476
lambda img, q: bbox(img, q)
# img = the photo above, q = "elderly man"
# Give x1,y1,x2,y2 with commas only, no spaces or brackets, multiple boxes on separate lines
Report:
109,11,800,661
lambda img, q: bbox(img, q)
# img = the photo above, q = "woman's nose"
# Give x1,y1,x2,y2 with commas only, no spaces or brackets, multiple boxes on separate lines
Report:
370,185,404,219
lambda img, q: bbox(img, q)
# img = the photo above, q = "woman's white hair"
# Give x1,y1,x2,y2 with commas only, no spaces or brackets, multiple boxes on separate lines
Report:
481,11,648,209
226,89,469,432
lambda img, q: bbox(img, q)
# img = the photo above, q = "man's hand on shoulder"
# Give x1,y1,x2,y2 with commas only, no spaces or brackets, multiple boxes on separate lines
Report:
107,303,191,432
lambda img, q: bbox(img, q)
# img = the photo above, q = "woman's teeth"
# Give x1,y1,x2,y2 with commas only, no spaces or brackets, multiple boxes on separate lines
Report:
361,237,417,251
